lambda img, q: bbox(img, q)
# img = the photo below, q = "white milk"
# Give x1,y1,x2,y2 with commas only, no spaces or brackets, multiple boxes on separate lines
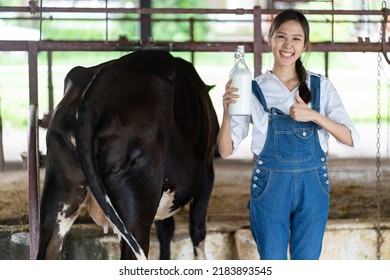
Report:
228,45,252,116
229,72,252,115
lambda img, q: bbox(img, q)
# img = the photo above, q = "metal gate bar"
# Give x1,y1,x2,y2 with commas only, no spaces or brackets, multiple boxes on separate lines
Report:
27,41,40,260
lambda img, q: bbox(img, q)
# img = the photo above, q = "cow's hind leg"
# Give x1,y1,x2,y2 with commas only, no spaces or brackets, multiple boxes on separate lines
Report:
155,217,175,260
189,166,215,260
37,183,88,259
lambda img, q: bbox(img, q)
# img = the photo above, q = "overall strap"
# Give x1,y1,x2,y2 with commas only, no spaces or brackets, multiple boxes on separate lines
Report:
251,80,290,116
252,80,270,113
252,75,321,117
309,75,322,130
310,75,321,112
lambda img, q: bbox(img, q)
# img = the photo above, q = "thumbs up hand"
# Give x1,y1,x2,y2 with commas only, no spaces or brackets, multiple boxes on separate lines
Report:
290,91,316,122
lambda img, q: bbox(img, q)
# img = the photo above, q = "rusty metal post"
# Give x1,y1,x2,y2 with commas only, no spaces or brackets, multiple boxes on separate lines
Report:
27,41,40,260
0,96,4,172
190,17,195,64
253,5,263,77
47,51,53,114
325,51,329,78
140,0,152,42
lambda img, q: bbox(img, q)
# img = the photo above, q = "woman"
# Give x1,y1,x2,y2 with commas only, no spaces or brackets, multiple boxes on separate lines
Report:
217,9,359,260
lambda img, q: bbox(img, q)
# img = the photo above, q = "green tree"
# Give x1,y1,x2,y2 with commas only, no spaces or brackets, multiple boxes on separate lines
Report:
0,0,22,5
151,0,210,41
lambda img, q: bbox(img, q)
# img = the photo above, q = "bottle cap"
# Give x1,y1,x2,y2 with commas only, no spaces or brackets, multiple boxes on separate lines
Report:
235,45,245,60
237,45,245,52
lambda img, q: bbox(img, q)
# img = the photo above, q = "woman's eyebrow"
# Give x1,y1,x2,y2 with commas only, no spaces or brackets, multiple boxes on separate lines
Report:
276,31,303,37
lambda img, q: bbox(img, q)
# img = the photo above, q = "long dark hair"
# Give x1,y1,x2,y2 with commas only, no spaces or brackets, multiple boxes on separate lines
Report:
269,9,311,103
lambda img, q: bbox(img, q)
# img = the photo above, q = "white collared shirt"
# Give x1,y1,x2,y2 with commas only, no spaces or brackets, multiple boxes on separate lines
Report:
230,70,360,155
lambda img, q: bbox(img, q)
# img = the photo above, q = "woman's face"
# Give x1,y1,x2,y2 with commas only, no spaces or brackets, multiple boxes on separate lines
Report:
269,20,306,68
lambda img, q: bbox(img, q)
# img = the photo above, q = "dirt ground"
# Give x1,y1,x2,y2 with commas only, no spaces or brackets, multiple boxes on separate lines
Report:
0,157,390,228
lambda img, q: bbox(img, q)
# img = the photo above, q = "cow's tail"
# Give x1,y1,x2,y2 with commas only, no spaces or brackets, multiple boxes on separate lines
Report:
75,74,146,260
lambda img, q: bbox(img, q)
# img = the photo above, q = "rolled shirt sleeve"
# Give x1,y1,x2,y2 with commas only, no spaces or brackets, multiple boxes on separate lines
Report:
319,76,360,150
230,114,251,154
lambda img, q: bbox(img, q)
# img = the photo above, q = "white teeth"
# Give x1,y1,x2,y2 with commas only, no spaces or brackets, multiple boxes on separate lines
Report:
281,51,293,57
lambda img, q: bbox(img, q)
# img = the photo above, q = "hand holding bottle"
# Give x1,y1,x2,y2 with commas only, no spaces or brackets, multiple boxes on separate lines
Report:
222,79,239,117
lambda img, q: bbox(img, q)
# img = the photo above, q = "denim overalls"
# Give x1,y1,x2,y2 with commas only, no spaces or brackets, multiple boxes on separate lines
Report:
249,75,330,260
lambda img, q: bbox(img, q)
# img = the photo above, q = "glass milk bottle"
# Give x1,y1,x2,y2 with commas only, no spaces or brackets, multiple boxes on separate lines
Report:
229,45,252,115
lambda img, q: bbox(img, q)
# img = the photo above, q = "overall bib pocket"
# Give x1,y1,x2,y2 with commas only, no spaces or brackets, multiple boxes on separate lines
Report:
274,127,314,162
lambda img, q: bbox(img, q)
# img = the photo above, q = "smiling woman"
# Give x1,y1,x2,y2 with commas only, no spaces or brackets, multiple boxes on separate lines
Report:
217,9,360,260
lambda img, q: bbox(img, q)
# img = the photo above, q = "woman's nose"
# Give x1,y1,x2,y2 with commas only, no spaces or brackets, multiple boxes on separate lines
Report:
283,40,293,48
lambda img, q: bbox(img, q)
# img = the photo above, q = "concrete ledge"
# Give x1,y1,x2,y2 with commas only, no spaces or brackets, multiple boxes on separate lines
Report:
1,219,389,260
321,220,390,260
234,220,390,260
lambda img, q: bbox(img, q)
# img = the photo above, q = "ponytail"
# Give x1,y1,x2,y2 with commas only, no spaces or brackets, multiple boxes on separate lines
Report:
296,58,311,104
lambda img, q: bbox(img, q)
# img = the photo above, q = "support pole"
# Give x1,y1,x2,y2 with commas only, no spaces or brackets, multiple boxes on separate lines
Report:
0,96,4,172
140,0,152,42
27,41,40,260
253,5,263,77
48,51,53,113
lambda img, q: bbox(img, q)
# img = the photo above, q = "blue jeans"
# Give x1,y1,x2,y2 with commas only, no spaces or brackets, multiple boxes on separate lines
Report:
249,163,330,259
249,115,330,260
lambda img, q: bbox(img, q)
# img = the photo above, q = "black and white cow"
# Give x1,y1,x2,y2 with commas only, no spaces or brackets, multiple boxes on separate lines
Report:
37,50,219,260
